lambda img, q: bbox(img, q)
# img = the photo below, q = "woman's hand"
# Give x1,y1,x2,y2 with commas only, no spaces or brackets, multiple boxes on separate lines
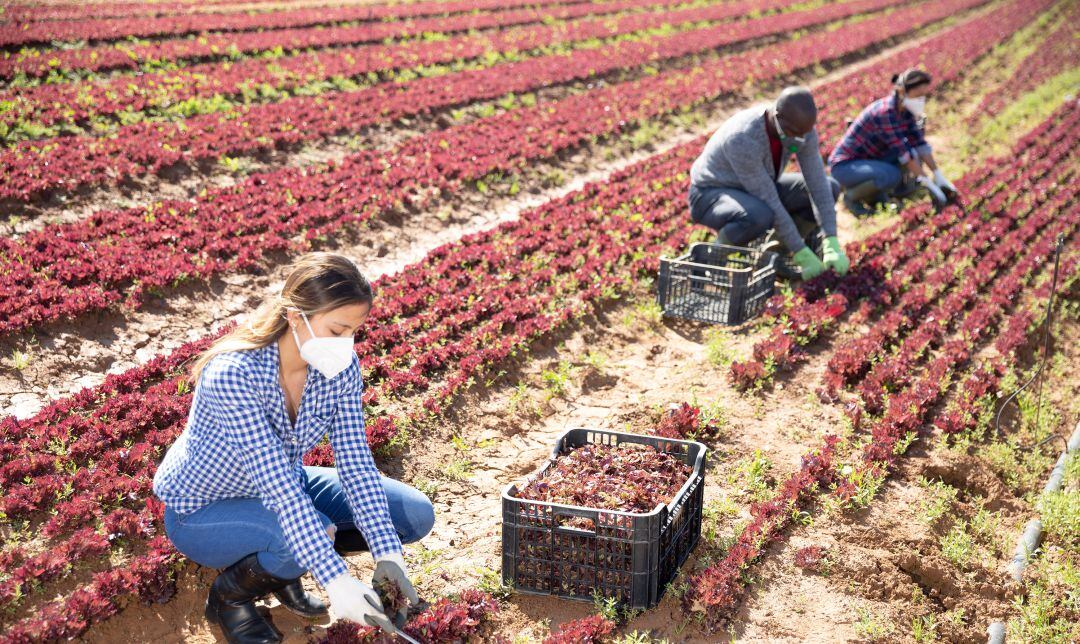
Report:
932,168,959,198
325,574,396,634
373,552,419,627
916,175,948,209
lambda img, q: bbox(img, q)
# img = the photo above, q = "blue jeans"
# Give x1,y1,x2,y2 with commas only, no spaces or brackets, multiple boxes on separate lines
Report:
830,157,903,192
688,173,840,245
829,140,936,192
162,466,435,579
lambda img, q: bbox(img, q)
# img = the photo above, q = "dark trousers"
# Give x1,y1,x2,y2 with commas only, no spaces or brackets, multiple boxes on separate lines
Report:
688,173,840,245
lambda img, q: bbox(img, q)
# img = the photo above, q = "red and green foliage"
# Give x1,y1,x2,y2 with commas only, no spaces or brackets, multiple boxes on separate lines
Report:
543,614,617,644
517,442,691,514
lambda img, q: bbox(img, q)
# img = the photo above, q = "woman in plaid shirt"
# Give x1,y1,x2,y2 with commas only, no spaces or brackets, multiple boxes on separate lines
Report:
153,253,434,643
829,68,959,215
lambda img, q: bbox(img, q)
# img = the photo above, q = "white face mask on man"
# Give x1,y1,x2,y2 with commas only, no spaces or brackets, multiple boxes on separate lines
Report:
289,309,354,379
902,95,927,118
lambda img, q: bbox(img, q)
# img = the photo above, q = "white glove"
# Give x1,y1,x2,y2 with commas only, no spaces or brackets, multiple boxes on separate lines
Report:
374,551,409,573
325,573,396,633
373,551,419,627
916,175,948,205
932,168,957,193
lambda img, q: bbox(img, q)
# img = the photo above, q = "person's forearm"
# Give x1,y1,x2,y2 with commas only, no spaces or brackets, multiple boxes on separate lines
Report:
905,158,924,176
796,141,837,238
921,151,938,172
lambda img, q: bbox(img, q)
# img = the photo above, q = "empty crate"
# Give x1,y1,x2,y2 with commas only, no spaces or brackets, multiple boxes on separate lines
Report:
657,242,777,324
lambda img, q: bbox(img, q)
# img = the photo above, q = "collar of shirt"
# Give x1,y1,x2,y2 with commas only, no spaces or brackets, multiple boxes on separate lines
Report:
887,91,902,115
260,341,336,450
763,109,783,177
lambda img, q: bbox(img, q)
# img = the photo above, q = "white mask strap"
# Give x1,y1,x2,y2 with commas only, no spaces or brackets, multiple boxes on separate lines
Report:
288,308,316,350
299,310,317,337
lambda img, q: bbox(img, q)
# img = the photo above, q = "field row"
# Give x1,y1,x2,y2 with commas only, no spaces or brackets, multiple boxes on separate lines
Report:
0,0,689,78
0,0,438,23
0,0,923,202
0,0,588,47
0,0,802,135
0,0,1009,337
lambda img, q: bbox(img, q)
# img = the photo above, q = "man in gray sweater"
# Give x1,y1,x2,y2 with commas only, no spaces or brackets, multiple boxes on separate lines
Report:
689,87,848,280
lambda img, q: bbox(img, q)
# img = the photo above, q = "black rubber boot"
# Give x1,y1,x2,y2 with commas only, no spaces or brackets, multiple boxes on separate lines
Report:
204,553,284,644
272,579,327,619
842,180,881,216
890,175,922,199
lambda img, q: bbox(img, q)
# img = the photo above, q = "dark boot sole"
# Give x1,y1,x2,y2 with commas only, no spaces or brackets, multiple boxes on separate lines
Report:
205,597,282,644
277,602,328,620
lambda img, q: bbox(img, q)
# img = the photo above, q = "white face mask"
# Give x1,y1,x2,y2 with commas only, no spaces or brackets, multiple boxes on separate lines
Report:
289,310,354,379
902,96,926,118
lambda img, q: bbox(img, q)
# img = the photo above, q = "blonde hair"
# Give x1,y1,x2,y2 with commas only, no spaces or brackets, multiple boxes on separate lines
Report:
188,252,374,385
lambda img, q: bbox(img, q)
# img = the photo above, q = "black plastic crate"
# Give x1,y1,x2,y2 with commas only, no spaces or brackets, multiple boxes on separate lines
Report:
501,428,707,609
749,224,824,281
657,242,776,324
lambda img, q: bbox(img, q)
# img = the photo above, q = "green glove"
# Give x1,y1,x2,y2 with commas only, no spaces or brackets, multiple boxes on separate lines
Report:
821,236,850,276
791,247,825,281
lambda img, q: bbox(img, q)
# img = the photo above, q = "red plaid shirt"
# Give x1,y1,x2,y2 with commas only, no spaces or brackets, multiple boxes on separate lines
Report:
828,93,928,166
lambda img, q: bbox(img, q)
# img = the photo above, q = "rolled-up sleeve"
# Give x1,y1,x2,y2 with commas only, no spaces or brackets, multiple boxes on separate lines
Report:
204,359,348,587
330,357,403,560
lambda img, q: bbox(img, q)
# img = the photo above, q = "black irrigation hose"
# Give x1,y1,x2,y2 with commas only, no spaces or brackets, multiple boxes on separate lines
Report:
993,233,1066,447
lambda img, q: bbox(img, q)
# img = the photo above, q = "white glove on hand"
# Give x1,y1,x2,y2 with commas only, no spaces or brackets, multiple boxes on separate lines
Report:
932,168,957,194
325,573,395,634
916,175,948,205
373,551,419,628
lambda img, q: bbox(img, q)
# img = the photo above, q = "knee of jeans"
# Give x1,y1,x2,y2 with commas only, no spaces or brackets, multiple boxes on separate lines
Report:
730,211,771,245
398,495,435,544
688,197,706,224
878,168,903,191
257,542,307,580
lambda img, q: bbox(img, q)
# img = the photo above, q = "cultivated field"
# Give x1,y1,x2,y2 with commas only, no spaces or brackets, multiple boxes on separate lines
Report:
0,0,1077,642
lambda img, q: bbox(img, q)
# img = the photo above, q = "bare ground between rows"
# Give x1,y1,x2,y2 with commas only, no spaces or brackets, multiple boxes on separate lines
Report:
731,250,1080,643
0,13,983,418
0,0,979,228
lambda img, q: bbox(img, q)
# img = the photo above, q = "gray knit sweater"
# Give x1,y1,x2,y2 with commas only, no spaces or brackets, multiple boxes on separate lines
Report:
690,105,837,251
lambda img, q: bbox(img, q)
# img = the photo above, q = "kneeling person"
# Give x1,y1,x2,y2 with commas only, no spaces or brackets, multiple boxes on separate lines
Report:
688,86,847,280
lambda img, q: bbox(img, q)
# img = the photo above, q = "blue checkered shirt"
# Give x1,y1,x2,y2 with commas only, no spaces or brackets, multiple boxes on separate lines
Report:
829,93,930,166
152,341,401,586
